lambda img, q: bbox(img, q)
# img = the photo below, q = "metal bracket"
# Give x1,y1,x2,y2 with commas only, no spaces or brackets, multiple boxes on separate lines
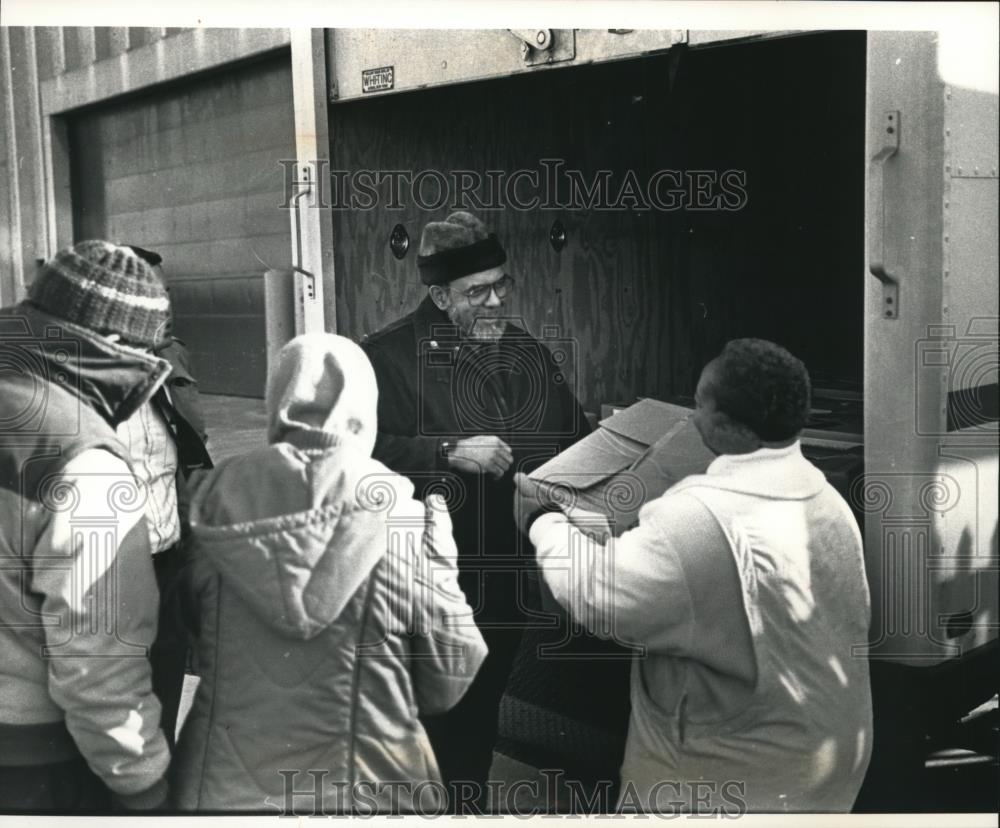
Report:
508,29,576,66
287,161,322,334
510,29,553,52
869,110,901,319
288,161,315,271
607,28,687,45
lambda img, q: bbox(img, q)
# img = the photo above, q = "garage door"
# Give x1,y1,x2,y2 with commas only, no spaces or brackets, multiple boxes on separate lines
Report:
69,54,295,397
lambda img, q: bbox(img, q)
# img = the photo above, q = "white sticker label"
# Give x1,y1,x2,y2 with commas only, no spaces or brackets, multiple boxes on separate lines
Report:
362,66,394,93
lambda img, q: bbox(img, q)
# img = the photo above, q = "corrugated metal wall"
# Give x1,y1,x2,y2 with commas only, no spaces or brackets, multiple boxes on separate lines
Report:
1,27,49,305
69,55,295,396
1,28,190,304
0,27,295,396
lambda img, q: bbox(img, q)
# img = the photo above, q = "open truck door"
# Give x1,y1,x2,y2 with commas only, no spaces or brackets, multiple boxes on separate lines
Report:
857,30,998,807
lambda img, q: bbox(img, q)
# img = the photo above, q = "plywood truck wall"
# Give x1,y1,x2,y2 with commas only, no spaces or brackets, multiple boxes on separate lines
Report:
329,32,867,415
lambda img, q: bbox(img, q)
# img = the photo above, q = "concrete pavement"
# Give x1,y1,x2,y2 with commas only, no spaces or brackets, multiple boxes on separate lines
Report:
200,394,268,462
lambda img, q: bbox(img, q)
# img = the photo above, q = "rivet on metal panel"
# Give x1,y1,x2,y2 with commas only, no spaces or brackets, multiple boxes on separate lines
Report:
389,224,410,259
549,220,567,252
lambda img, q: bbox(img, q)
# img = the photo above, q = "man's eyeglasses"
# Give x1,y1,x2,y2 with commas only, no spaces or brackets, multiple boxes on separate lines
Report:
449,274,516,306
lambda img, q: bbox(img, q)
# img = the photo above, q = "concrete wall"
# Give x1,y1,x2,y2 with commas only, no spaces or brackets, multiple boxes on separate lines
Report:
0,27,299,308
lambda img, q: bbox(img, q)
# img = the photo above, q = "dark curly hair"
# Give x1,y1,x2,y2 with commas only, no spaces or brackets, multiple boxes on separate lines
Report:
707,339,811,441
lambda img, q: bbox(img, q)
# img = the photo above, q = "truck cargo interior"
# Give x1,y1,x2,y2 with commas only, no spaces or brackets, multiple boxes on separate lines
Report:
330,30,867,444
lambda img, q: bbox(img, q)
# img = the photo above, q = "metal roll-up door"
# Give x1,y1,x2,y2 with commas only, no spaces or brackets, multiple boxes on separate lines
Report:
69,54,295,397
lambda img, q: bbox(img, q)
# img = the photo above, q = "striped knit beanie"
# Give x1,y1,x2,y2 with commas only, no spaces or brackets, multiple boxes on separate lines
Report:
29,240,171,349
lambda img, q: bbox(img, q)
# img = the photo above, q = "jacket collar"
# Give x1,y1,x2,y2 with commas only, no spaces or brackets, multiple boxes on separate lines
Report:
282,427,342,452
697,441,827,500
156,337,196,384
4,302,172,429
412,294,462,355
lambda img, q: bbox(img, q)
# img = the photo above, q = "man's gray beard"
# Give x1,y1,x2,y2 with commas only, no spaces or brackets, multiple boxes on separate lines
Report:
469,319,506,342
448,307,506,342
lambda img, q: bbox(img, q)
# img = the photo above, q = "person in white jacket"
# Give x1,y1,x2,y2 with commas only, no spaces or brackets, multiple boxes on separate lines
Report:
171,333,488,813
517,338,873,814
0,242,172,811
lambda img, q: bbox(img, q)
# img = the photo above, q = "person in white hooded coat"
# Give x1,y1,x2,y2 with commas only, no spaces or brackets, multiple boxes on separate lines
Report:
170,333,487,813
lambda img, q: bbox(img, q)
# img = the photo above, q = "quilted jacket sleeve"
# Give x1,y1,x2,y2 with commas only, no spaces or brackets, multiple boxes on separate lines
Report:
30,448,170,806
409,498,487,715
530,494,702,651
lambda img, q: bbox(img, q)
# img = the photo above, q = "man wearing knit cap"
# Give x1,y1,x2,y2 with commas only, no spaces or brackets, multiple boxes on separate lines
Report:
0,241,172,811
361,212,591,805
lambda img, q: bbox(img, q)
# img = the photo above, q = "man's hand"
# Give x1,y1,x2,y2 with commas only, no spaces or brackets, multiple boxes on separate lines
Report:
513,472,565,536
446,435,513,479
513,474,613,543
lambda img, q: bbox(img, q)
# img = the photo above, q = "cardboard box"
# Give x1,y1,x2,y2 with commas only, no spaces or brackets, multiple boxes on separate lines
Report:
528,398,715,535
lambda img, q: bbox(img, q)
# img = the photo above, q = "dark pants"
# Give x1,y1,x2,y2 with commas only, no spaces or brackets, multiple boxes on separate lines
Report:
0,757,110,813
151,547,191,748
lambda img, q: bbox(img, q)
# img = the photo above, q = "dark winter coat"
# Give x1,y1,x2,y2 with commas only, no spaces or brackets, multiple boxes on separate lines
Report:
360,296,592,791
361,296,591,625
155,337,212,477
